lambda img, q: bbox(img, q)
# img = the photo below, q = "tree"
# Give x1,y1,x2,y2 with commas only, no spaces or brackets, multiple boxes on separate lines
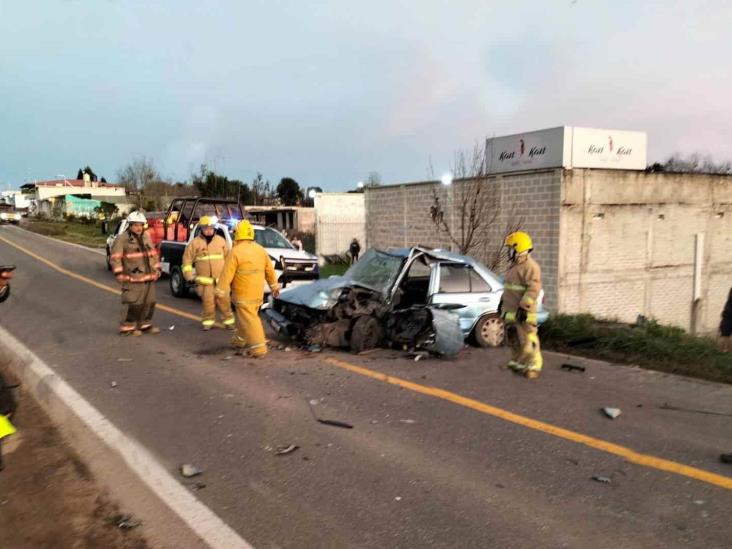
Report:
365,171,382,187
276,177,303,206
94,201,119,219
76,165,98,181
647,153,732,175
192,165,254,205
118,157,159,193
429,142,522,269
250,172,274,205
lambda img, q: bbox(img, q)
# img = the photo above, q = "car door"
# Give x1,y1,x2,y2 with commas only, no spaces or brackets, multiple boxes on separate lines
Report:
429,263,500,334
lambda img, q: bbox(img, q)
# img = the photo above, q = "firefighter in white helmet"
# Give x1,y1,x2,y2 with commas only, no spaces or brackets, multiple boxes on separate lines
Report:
182,216,235,330
502,231,543,378
110,211,161,335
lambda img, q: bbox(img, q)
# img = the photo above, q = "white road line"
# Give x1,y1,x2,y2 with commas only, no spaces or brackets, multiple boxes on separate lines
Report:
0,324,254,549
2,224,106,256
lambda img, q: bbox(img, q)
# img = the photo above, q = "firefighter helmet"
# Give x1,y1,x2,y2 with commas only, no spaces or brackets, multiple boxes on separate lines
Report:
199,215,217,227
127,211,147,224
504,231,533,254
234,220,255,241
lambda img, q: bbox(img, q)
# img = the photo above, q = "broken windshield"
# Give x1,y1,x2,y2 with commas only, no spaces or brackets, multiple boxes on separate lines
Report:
344,249,404,293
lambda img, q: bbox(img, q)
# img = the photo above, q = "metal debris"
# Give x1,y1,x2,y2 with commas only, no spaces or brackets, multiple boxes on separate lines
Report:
180,464,203,478
561,363,586,373
659,403,732,418
169,325,175,331
602,407,621,419
108,514,142,530
307,399,353,429
275,444,299,456
592,475,612,484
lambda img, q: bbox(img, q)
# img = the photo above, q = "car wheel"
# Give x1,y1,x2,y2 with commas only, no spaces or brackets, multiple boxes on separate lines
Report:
170,267,188,298
350,316,385,354
106,247,112,271
473,315,505,348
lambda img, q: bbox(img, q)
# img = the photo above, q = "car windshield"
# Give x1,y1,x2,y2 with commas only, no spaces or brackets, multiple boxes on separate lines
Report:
254,228,294,249
344,249,404,293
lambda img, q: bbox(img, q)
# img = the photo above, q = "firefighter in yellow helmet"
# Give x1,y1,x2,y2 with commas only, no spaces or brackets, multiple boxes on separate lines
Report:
110,211,161,335
502,231,543,379
182,216,235,330
216,220,280,357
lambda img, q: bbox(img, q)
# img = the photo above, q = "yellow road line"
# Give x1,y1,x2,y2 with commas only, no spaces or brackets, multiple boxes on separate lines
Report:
4,233,732,491
325,357,732,491
0,235,199,321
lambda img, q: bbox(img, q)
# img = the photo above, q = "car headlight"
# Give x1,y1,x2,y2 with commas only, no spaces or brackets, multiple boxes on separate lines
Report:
0,213,7,220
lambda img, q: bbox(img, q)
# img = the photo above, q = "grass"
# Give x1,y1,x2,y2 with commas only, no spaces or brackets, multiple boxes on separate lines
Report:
320,263,350,278
540,314,732,384
23,219,109,249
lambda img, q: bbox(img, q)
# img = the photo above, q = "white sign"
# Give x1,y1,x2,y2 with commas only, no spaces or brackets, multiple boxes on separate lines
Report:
486,127,569,174
485,126,647,174
570,127,647,170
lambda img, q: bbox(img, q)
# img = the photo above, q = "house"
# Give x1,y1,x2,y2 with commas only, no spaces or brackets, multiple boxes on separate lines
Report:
20,175,134,218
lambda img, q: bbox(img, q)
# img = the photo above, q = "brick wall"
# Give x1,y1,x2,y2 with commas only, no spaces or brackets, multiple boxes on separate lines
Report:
365,170,562,309
560,169,732,333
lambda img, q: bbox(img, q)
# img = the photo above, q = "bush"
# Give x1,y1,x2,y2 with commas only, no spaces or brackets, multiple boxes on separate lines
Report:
540,314,732,384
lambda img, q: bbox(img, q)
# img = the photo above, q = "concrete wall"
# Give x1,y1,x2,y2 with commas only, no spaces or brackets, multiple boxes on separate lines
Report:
315,193,365,260
559,169,732,333
364,170,562,309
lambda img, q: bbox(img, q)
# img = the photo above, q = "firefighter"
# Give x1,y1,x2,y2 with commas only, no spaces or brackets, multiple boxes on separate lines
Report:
216,220,280,358
182,216,235,331
501,231,543,379
110,211,161,336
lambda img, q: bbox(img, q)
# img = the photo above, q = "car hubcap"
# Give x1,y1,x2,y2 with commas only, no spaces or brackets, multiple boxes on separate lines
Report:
481,317,505,346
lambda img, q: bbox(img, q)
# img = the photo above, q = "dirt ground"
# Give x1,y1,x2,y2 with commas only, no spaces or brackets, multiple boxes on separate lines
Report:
0,365,148,549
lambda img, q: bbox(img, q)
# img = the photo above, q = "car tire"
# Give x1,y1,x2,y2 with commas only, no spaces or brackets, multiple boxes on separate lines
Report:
473,314,505,348
106,247,112,271
170,266,188,298
350,316,385,354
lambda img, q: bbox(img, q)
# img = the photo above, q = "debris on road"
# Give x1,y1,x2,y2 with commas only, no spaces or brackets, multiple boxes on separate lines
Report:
394,496,403,501
602,407,622,419
658,403,732,418
307,399,354,429
591,475,612,484
116,358,132,363
307,344,322,353
188,482,206,491
399,419,416,424
107,514,142,530
110,381,117,388
275,444,299,456
168,325,175,331
561,363,586,373
180,463,203,478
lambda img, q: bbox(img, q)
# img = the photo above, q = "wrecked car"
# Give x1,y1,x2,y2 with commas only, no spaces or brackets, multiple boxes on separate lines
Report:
263,247,548,357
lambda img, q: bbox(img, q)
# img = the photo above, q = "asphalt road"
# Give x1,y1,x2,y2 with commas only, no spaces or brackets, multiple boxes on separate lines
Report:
1,223,732,549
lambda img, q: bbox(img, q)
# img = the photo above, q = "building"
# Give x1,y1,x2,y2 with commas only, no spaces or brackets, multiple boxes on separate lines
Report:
244,205,315,235
20,176,133,218
313,193,365,261
365,127,731,334
1,190,32,211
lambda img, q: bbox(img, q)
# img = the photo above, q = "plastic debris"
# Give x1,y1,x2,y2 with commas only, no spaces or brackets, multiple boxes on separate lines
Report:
394,496,403,501
275,444,299,456
180,464,203,478
110,381,118,388
602,407,621,419
117,358,132,362
399,419,416,424
592,475,612,484
561,363,586,373
169,325,175,331
107,514,142,530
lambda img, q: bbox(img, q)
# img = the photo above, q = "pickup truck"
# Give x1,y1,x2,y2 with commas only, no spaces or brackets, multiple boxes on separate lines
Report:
106,197,320,297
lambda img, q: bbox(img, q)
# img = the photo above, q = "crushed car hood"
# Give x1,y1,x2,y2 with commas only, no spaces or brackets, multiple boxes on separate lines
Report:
277,275,353,310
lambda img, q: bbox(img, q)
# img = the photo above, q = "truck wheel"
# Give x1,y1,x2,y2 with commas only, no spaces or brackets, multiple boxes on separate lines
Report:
170,267,188,298
350,316,384,354
473,314,505,348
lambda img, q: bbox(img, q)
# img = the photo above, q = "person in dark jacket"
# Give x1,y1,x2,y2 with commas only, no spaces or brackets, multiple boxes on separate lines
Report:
720,286,732,353
349,238,361,264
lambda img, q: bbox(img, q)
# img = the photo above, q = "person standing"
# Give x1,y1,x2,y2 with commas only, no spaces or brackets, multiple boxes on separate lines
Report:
182,216,235,331
349,238,361,264
291,233,303,251
216,220,280,358
501,231,543,379
719,286,732,353
110,211,161,336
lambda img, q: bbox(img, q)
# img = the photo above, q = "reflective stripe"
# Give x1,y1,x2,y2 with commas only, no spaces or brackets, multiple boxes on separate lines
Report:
235,298,263,306
526,313,538,324
117,273,159,283
520,295,535,306
223,317,235,326
248,342,266,350
121,250,157,259
503,311,517,322
196,276,215,285
182,265,193,273
504,283,527,291
235,269,260,275
202,319,215,327
119,325,136,333
113,267,124,274
197,254,224,261
110,253,124,260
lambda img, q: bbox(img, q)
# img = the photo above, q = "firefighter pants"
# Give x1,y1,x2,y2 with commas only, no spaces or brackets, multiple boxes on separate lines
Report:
197,284,235,329
120,282,156,333
506,320,543,372
232,300,268,357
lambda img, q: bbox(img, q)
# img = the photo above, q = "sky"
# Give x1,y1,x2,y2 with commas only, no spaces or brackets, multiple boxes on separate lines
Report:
1,0,731,191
